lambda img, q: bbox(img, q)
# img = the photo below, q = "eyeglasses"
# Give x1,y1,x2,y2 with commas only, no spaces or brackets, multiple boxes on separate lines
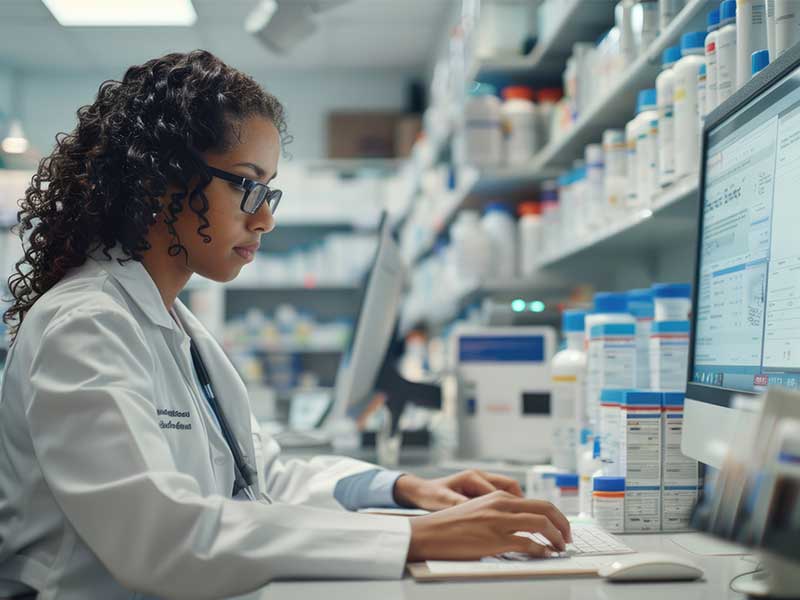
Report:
203,163,282,215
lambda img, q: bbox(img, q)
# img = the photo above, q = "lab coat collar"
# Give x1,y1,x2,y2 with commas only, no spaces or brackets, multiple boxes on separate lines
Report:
89,245,175,331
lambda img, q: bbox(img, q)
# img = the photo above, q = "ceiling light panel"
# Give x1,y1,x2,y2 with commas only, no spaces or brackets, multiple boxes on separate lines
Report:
41,0,197,26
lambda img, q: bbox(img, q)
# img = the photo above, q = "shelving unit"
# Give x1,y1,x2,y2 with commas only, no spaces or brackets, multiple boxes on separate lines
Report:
471,0,617,81
535,176,699,270
531,0,713,171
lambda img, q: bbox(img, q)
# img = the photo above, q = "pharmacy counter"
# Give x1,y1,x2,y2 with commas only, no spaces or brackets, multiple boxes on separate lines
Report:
231,531,755,600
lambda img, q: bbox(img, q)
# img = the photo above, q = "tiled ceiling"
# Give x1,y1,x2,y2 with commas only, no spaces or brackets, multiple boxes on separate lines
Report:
0,0,455,73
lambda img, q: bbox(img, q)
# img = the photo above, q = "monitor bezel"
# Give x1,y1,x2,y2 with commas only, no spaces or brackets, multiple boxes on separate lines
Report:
687,42,800,408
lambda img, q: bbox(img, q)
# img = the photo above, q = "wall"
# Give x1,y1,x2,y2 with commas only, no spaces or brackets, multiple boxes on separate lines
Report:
16,67,415,160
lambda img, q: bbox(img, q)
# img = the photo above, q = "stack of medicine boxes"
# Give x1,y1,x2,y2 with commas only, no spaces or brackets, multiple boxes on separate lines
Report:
597,284,699,532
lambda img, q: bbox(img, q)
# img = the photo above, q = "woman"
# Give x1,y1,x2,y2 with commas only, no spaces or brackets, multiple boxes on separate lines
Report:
0,51,570,600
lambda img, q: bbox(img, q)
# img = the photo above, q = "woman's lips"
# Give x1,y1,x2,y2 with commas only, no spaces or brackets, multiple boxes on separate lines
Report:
234,246,257,261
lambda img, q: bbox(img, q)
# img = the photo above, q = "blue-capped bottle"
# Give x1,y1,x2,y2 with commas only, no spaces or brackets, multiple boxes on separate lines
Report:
705,8,721,113
656,46,682,188
674,31,708,179
551,310,588,473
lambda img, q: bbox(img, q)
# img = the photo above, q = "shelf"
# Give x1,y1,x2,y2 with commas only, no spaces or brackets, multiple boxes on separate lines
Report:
534,176,699,269
224,282,361,292
410,165,558,265
471,0,617,81
531,0,713,171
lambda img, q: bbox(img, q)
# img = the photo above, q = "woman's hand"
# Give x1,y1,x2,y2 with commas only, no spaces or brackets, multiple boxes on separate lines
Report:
393,470,524,511
406,490,572,562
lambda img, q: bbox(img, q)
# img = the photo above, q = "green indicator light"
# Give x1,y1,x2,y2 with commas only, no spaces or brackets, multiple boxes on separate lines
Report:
529,301,546,313
511,299,526,312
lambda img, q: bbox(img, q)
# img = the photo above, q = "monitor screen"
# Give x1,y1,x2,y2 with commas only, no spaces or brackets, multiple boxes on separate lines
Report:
693,63,800,393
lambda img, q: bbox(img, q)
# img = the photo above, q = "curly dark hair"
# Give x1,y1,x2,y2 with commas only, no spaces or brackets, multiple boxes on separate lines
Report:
4,50,289,340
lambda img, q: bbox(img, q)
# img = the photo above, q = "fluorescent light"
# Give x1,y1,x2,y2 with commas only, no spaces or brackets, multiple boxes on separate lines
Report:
1,120,29,155
42,0,197,26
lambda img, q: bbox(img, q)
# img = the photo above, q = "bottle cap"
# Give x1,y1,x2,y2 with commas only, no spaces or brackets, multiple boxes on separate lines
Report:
652,282,691,298
707,8,720,30
502,86,535,101
752,49,770,76
681,31,707,53
484,202,512,215
720,0,736,23
556,474,579,488
637,89,657,113
594,292,629,313
562,309,586,332
594,476,625,492
662,46,682,66
517,201,541,216
537,88,563,103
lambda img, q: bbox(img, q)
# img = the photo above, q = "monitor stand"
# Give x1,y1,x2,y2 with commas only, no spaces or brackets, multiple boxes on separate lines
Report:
733,551,800,599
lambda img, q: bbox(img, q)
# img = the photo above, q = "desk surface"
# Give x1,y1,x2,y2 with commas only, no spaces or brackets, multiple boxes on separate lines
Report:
233,531,753,600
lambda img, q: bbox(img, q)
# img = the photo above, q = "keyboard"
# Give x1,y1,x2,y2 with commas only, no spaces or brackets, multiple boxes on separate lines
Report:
508,523,635,559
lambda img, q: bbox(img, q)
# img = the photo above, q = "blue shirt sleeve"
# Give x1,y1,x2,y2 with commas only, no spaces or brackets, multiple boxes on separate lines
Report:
333,469,405,510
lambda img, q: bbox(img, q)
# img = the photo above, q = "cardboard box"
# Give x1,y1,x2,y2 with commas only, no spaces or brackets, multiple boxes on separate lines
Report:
327,111,404,159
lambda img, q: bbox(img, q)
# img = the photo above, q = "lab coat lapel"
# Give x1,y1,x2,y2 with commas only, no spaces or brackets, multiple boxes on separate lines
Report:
173,299,259,493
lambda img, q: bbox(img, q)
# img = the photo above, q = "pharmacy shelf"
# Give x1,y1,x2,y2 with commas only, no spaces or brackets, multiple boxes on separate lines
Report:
471,0,617,81
238,344,346,355
530,0,714,171
534,176,699,270
224,282,361,292
410,165,561,265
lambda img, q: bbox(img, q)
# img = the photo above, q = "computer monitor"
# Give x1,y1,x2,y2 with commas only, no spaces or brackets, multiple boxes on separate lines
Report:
326,214,440,430
684,43,800,468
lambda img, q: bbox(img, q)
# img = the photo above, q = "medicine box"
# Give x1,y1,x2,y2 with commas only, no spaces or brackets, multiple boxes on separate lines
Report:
661,392,700,531
621,391,662,532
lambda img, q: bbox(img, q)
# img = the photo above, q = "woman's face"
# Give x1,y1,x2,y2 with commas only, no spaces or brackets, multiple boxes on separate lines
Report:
171,115,281,282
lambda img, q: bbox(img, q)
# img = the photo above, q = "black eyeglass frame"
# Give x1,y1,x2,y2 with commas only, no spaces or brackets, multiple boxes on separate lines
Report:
203,163,282,215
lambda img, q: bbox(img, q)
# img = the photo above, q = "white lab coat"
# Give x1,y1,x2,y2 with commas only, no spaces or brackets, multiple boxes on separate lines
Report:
0,248,410,600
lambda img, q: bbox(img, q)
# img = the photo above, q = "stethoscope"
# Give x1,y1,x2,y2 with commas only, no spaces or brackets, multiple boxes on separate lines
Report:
189,339,272,504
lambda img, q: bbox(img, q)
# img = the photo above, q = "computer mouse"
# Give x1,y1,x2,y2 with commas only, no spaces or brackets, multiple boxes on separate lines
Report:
598,552,704,582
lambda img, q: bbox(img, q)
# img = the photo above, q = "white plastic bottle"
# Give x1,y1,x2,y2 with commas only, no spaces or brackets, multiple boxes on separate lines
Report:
717,1,738,104
584,292,636,432
602,129,627,220
518,201,543,277
652,282,692,321
627,288,655,390
656,46,681,188
698,63,708,125
737,0,769,88
450,210,491,285
625,112,640,211
585,144,605,229
639,0,660,50
673,31,706,180
659,0,685,31
767,0,777,59
705,8,720,114
501,85,538,166
481,203,517,280
578,435,602,517
551,310,588,473
464,83,503,167
775,0,800,56
633,89,659,208
537,88,562,147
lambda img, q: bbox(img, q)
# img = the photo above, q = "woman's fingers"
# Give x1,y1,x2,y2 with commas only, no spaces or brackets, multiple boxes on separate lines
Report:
455,471,497,496
503,513,566,551
482,472,524,497
507,534,556,558
493,497,573,543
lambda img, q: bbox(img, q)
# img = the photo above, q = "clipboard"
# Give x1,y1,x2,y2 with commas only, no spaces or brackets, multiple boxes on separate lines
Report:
407,555,611,582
